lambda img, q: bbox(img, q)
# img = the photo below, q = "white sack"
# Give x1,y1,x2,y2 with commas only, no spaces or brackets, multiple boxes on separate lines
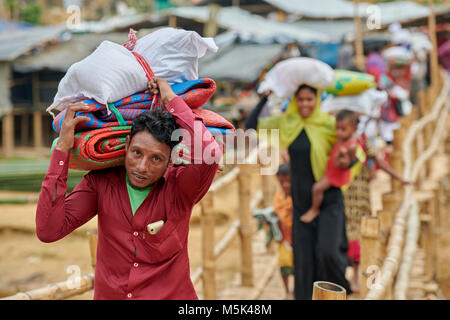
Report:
49,40,147,115
257,57,334,99
133,27,218,84
48,28,218,115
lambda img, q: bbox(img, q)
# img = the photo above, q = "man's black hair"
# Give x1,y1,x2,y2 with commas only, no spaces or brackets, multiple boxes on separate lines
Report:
295,84,317,96
336,109,359,126
277,163,291,176
130,109,181,150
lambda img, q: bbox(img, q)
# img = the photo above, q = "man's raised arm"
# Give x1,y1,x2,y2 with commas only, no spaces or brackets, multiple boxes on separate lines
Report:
36,103,97,242
148,78,223,204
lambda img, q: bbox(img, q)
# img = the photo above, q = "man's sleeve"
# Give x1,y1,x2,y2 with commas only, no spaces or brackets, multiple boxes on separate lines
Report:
36,149,98,243
165,96,223,205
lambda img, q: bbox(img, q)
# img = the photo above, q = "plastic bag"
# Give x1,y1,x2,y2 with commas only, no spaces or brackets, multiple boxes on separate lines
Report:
258,57,334,99
326,69,376,97
133,27,218,84
48,28,218,115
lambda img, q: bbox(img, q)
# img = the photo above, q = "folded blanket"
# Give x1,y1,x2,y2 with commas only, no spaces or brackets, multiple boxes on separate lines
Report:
53,125,193,171
51,77,235,170
52,78,225,132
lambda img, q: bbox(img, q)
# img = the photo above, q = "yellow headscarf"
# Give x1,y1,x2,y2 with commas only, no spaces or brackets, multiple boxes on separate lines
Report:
257,91,336,181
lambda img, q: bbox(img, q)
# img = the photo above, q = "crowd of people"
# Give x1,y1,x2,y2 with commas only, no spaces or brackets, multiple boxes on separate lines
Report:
245,24,435,300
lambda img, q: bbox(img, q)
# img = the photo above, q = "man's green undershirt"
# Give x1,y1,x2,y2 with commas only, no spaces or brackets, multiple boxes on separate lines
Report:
126,174,152,256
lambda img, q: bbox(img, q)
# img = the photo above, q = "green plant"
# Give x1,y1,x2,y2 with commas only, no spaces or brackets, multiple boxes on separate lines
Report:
20,1,42,25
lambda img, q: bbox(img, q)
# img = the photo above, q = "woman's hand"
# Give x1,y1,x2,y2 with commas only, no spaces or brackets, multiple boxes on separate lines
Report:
55,103,90,153
147,78,177,106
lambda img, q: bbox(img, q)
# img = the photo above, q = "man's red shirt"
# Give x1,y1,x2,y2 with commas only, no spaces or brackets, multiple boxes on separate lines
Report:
36,96,222,299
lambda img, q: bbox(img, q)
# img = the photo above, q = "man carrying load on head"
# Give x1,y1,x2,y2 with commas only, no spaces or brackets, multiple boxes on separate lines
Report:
35,78,222,300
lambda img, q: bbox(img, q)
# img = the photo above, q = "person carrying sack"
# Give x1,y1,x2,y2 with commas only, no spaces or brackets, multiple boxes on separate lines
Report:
35,78,222,299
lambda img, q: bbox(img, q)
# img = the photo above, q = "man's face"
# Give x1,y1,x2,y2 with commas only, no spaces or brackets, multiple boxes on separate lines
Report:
125,130,171,188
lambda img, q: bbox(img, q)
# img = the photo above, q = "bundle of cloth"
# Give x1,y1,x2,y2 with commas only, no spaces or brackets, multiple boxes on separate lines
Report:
50,28,235,171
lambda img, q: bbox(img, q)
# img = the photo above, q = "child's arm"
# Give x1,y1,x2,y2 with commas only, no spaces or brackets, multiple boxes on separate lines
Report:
373,154,411,185
301,176,332,223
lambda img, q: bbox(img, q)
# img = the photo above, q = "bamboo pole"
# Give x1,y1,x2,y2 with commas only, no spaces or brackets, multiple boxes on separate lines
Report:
353,0,365,71
237,163,254,287
168,15,176,28
312,281,346,300
204,4,220,38
33,111,43,150
1,112,14,157
360,216,381,298
391,127,405,195
87,231,98,270
427,0,439,92
200,192,216,299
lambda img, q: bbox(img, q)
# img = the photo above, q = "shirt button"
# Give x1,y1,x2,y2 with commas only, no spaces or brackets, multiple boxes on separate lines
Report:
59,161,64,166
170,108,174,113
133,232,138,237
127,293,132,298
134,262,139,267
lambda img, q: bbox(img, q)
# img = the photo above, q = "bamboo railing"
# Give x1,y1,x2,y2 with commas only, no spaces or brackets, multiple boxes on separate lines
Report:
362,69,449,300
195,139,276,299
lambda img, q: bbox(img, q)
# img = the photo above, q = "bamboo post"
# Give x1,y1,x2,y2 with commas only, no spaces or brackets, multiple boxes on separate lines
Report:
237,164,254,287
0,274,94,300
200,192,216,299
87,231,98,270
428,0,439,93
31,72,43,150
1,112,14,157
204,4,220,38
378,192,398,257
423,191,437,280
391,123,406,194
353,0,365,71
168,15,176,28
312,281,346,300
33,111,43,150
360,216,381,298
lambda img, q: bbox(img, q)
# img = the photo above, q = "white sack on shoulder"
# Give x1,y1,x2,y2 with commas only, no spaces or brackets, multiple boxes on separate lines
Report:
133,27,218,84
48,40,148,115
258,57,334,99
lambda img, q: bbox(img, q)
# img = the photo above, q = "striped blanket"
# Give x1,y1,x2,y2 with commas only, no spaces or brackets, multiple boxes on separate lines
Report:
51,78,234,171
52,78,233,134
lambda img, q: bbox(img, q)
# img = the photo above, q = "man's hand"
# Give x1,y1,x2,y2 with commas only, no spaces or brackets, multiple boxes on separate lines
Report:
147,78,177,106
55,103,90,153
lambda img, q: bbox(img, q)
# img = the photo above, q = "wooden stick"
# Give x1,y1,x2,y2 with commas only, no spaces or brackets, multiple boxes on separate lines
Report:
360,216,381,298
200,192,216,299
428,0,439,90
353,0,365,71
2,112,14,157
237,163,254,287
312,281,346,300
1,274,94,300
87,231,98,270
168,15,176,28
33,111,43,150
